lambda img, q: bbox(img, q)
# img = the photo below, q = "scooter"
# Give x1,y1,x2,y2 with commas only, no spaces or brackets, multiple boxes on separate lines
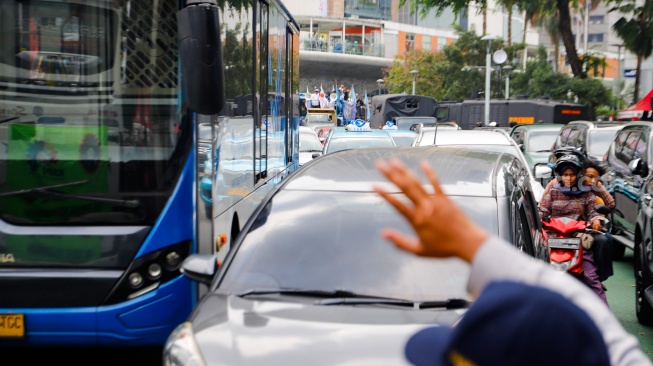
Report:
541,205,611,278
542,216,588,277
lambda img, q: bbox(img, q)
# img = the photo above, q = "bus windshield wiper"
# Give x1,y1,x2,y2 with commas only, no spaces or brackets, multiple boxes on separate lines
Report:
0,180,140,208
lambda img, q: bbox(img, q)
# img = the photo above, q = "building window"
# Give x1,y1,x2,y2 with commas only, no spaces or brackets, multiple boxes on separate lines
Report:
422,36,431,51
406,33,415,52
589,15,604,24
588,33,604,43
437,37,447,51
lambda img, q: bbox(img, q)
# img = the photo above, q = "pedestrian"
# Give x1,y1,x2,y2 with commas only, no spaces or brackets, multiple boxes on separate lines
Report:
372,158,650,366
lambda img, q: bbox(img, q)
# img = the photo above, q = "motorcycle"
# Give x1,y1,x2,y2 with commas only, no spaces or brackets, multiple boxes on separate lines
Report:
542,205,611,278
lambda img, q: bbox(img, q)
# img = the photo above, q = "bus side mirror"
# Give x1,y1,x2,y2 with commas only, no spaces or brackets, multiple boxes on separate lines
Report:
177,0,225,115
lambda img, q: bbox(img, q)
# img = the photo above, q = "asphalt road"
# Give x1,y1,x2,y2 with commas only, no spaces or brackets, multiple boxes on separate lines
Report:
605,249,653,361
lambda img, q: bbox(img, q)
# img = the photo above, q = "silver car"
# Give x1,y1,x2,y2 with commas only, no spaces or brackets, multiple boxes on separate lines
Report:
412,129,546,201
163,147,548,365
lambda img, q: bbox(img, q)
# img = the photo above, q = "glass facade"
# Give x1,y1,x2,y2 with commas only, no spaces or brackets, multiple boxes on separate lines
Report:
344,0,391,21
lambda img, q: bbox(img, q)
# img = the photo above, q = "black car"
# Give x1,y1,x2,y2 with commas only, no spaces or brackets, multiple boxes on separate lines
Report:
549,120,623,163
163,147,549,365
635,173,653,325
604,121,651,260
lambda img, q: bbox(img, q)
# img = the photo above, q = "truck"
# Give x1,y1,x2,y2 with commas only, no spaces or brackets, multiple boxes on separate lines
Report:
436,98,589,130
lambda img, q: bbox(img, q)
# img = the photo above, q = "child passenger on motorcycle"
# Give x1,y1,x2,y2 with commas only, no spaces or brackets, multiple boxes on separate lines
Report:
539,155,609,307
543,158,615,284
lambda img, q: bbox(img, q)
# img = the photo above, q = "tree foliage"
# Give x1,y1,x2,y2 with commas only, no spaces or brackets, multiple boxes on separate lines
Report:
384,29,614,119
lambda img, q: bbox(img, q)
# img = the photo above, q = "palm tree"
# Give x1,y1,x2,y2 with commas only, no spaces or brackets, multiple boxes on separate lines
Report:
611,0,653,103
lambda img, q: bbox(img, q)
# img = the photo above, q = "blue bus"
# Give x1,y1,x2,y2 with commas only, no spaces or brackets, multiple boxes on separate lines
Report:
0,0,299,345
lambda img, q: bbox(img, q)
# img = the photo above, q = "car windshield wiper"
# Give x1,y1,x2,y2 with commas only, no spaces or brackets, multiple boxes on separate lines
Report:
237,288,361,299
535,149,552,153
237,288,470,309
0,180,140,208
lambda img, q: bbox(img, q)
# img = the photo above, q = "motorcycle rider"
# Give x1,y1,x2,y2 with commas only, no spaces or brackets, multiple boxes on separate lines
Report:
539,154,608,306
543,157,615,285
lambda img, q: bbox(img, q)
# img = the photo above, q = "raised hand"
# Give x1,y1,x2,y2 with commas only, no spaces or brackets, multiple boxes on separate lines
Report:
373,158,489,263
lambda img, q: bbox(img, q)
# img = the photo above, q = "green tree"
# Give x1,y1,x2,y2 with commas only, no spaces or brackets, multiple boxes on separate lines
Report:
399,0,614,78
384,50,445,97
610,0,653,104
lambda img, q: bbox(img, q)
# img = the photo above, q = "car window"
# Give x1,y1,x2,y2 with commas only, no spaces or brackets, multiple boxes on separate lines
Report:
588,129,620,157
526,130,559,152
219,191,500,301
619,131,640,164
565,128,581,147
511,130,524,145
389,134,418,147
557,127,573,147
634,132,648,161
575,127,587,148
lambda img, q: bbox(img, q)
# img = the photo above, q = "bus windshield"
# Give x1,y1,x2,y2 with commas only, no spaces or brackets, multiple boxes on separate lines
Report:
0,0,188,225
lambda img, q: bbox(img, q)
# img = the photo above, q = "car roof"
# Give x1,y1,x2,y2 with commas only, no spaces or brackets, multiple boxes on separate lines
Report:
384,129,418,136
567,120,623,129
285,147,518,197
330,126,393,138
511,124,563,131
430,130,513,145
299,126,318,134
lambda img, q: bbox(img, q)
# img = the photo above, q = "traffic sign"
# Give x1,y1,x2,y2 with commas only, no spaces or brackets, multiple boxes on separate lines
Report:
624,69,637,78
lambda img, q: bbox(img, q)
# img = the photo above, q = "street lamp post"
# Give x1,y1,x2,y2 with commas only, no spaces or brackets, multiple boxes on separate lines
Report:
376,78,384,96
502,65,513,99
410,70,418,95
611,43,624,109
481,35,496,126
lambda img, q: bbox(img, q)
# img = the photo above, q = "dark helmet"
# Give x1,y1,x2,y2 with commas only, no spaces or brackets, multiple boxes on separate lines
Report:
554,154,583,176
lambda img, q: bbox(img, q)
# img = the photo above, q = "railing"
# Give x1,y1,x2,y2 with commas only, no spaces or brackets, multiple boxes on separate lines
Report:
300,38,385,58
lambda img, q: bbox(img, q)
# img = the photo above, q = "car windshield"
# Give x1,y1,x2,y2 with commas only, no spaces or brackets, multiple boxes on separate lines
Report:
299,133,323,152
526,130,559,152
588,130,619,157
396,117,435,130
389,134,418,147
219,191,499,301
326,136,394,153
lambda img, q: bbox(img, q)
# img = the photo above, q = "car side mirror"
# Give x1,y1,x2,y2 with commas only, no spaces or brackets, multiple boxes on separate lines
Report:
518,144,525,152
534,164,552,179
629,158,649,177
180,254,218,285
312,152,321,159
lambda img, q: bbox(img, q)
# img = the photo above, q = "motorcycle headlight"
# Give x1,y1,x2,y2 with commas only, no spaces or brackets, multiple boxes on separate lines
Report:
163,322,207,366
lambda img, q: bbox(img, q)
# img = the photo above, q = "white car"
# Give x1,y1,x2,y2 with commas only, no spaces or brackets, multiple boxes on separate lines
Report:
412,129,546,202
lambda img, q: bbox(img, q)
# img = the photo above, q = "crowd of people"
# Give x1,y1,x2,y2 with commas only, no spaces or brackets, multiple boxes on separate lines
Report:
304,84,368,123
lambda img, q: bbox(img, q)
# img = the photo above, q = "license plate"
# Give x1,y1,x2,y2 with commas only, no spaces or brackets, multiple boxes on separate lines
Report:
549,238,581,249
0,314,25,338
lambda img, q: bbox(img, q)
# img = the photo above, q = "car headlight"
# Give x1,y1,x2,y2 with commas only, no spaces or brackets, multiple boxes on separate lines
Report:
163,322,207,366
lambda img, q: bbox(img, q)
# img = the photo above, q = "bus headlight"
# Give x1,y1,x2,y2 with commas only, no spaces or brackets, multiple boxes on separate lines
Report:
104,241,191,305
163,322,207,366
128,273,144,288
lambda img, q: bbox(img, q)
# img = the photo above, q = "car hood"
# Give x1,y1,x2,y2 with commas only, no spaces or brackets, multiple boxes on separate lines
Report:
190,294,465,365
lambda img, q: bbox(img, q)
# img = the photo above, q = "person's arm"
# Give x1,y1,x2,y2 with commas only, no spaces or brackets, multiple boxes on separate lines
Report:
538,188,552,220
468,237,650,366
584,193,603,230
